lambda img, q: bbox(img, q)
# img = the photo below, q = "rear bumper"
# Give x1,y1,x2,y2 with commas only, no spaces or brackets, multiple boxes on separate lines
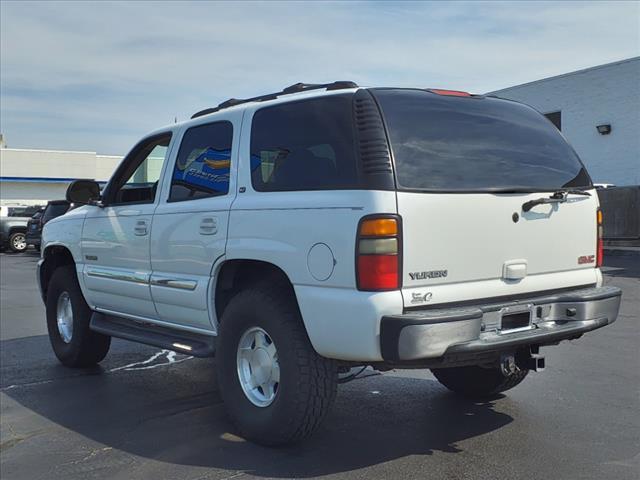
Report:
380,286,622,362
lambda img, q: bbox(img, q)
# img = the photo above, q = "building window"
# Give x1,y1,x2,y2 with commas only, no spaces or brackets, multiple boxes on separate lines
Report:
545,111,561,131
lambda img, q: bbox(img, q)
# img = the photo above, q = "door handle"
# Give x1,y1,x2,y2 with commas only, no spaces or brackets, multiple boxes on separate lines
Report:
199,217,217,235
119,209,142,217
134,219,148,236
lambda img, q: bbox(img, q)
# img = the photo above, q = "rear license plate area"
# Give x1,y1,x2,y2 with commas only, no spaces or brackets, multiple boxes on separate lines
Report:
500,309,532,333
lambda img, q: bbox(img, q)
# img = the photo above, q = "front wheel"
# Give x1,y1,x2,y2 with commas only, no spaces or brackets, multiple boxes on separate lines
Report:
216,281,337,446
8,232,27,253
46,265,111,367
431,365,529,399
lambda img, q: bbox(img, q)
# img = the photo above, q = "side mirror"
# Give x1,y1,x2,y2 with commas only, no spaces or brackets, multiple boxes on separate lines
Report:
66,179,101,205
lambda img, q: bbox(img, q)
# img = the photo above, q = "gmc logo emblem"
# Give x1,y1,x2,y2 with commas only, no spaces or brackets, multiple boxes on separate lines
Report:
578,255,595,264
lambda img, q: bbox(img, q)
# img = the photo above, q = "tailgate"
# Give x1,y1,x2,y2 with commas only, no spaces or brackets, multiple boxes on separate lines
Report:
398,191,599,308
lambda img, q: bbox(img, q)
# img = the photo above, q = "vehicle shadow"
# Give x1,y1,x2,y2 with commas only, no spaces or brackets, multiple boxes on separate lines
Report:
2,336,514,478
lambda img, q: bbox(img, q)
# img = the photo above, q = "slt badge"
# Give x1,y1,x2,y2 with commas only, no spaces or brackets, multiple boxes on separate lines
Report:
411,292,433,304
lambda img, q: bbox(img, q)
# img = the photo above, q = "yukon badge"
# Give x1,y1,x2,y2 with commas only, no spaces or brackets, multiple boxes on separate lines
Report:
409,270,448,280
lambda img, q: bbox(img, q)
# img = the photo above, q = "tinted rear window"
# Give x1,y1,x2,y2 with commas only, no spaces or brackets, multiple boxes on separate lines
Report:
373,89,590,191
43,203,69,222
250,95,358,191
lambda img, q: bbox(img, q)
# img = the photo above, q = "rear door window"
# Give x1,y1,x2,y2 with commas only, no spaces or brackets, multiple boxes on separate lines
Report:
372,89,591,191
169,121,233,202
250,95,358,191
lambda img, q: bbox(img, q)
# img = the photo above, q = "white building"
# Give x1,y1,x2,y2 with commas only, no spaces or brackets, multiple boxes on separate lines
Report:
0,146,122,206
490,57,640,186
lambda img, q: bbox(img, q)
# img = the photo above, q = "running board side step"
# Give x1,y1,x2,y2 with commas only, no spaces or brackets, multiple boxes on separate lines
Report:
90,312,216,357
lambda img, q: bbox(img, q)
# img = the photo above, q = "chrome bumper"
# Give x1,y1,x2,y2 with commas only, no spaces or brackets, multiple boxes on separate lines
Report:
380,286,622,362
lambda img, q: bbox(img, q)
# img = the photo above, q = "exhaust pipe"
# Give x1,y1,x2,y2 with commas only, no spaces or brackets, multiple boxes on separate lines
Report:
500,353,517,375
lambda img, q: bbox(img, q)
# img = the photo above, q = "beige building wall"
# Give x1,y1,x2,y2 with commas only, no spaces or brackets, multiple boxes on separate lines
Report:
0,147,123,206
0,182,69,206
95,155,124,181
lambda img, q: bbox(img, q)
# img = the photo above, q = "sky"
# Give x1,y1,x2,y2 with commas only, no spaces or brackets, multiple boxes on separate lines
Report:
1,0,639,155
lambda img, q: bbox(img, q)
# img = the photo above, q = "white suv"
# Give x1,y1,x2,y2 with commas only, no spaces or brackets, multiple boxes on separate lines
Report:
38,82,622,445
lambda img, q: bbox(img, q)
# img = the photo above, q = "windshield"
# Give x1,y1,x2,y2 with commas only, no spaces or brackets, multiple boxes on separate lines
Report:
372,89,591,191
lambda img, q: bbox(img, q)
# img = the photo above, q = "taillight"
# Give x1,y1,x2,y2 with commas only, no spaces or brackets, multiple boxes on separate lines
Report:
356,216,401,291
597,208,604,267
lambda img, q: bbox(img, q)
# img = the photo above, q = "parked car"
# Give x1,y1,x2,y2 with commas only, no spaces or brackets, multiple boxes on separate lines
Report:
26,201,71,251
1,205,43,252
38,82,622,445
25,208,45,250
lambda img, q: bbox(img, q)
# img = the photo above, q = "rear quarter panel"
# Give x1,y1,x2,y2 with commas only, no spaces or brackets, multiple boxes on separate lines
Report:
227,190,403,360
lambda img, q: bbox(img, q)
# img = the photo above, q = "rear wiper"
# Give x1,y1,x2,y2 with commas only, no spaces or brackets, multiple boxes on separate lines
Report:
522,189,591,212
558,188,592,196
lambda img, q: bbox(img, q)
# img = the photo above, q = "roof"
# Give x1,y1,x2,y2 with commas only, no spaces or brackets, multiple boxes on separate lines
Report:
176,82,364,130
189,81,359,120
488,56,640,94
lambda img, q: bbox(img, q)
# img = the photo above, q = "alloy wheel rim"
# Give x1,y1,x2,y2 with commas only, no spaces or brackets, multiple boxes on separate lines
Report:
56,291,74,343
236,326,280,407
12,234,26,251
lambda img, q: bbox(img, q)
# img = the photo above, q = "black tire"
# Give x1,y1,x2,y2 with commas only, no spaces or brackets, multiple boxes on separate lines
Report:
216,280,337,446
8,232,27,253
46,265,111,367
431,365,529,399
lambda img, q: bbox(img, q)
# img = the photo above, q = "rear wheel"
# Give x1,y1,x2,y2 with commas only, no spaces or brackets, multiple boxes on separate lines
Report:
216,280,337,446
46,265,111,367
8,232,27,253
431,365,529,399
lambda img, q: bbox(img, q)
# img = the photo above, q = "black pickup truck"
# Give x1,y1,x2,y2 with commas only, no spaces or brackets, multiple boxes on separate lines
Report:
0,205,44,252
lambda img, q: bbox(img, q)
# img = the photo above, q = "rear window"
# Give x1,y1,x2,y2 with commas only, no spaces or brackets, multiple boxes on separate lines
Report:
43,203,69,223
250,95,358,191
373,89,591,191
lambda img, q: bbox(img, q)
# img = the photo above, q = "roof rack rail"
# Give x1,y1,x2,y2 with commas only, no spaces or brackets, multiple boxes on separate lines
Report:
190,80,358,119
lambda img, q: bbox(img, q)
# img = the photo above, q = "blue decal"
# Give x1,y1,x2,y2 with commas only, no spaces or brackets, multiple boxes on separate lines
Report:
173,147,231,193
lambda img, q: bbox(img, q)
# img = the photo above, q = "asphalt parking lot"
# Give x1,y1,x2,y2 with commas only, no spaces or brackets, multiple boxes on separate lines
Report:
1,250,638,480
